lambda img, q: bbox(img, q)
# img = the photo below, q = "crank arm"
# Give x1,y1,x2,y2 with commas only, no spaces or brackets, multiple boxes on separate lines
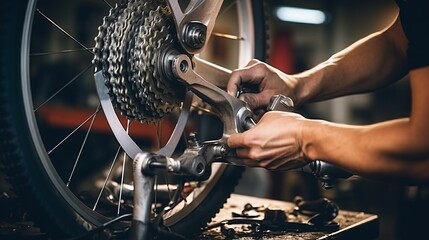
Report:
193,56,232,90
166,0,223,54
171,54,254,136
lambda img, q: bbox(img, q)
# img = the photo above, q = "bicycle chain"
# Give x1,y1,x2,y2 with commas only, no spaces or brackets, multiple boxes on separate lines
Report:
93,0,186,123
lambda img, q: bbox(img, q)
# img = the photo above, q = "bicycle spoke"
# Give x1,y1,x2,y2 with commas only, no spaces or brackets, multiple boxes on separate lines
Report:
212,32,244,41
47,107,101,155
164,174,172,202
36,9,94,55
117,120,131,215
33,64,94,112
156,121,162,149
214,1,245,41
93,145,122,211
30,48,95,57
34,64,94,112
102,0,113,9
66,104,101,187
219,0,236,17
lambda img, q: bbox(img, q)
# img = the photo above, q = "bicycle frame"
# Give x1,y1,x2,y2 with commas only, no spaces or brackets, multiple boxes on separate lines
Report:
167,0,223,54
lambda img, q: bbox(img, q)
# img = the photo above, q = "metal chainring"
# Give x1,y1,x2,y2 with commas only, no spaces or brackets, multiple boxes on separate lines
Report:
93,0,186,123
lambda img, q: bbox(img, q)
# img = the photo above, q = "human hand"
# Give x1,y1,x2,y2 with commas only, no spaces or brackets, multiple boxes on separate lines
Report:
227,59,298,112
227,111,311,171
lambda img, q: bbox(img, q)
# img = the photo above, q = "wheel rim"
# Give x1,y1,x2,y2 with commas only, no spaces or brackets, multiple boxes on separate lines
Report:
20,0,256,229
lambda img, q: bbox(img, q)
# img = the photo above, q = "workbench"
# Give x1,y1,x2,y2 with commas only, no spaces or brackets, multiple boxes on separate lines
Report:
200,194,379,240
0,193,378,239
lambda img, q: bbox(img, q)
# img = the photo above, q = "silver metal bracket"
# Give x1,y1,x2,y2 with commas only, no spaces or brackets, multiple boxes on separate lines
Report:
166,0,223,54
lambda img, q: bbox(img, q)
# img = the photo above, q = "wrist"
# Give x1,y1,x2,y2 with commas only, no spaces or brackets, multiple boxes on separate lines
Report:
300,119,328,161
292,61,336,105
291,75,311,106
292,70,323,106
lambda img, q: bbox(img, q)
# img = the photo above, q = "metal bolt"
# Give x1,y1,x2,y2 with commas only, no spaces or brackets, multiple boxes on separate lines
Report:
183,22,207,49
188,132,200,147
179,60,189,73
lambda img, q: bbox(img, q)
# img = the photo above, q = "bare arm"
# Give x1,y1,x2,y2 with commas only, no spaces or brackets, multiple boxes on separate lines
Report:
227,16,409,108
227,8,429,184
302,67,429,184
228,68,429,184
294,15,409,104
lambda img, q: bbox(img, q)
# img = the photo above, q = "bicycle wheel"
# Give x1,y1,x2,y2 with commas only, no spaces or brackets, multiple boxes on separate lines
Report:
0,0,269,238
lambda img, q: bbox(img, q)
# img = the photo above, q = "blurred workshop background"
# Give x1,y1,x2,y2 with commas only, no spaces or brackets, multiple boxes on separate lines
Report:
1,1,428,240
234,1,429,240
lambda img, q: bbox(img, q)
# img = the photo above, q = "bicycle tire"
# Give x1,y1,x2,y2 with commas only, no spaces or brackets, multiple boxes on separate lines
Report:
0,0,269,238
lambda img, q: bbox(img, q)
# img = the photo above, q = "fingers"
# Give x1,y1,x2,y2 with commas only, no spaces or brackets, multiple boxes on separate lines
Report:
227,132,246,149
227,59,265,96
228,132,266,160
239,151,307,171
238,93,264,110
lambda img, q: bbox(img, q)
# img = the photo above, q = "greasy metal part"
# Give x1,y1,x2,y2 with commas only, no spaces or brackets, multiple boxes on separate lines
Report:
238,95,295,131
183,22,207,49
132,153,187,239
205,213,340,238
294,197,339,225
166,0,223,54
134,139,226,180
139,154,181,175
174,141,227,179
305,161,353,189
93,0,186,123
237,107,256,131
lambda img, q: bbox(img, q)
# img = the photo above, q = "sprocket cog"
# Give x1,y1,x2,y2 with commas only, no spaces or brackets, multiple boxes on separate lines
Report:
93,0,186,123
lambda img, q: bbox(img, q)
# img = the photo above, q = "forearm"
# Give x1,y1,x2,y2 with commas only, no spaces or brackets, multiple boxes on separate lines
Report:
293,17,408,105
302,118,429,184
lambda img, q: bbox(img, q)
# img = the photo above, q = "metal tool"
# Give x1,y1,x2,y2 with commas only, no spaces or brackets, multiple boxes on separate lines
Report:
240,94,294,130
267,94,294,112
293,196,339,225
204,203,340,238
232,203,265,218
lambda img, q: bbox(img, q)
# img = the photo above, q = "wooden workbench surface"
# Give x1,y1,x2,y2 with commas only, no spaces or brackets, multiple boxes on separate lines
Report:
200,194,379,240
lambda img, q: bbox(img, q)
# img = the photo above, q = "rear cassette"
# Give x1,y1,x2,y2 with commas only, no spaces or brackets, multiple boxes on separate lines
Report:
93,0,186,123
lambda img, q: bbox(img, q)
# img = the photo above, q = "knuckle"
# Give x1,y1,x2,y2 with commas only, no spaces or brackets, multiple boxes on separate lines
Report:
248,150,262,161
253,62,267,70
259,161,272,169
229,69,241,80
248,59,261,65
